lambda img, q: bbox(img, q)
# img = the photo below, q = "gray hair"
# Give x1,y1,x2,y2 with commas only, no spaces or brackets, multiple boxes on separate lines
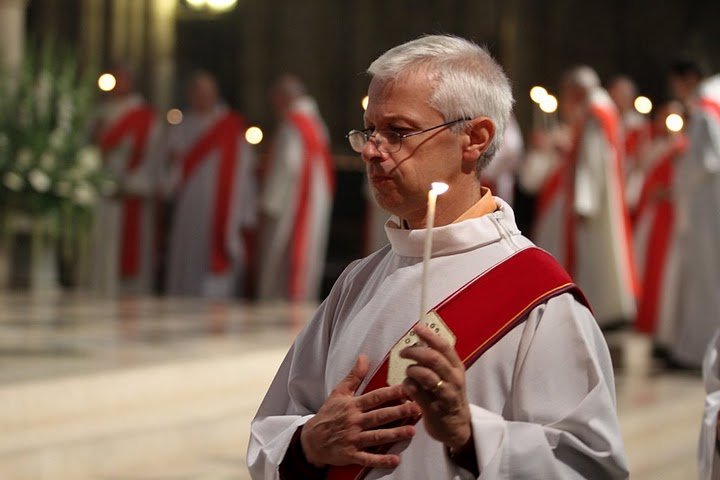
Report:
367,35,514,173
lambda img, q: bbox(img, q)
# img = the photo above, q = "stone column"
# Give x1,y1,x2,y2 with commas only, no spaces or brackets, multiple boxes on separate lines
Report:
0,0,28,75
148,0,177,111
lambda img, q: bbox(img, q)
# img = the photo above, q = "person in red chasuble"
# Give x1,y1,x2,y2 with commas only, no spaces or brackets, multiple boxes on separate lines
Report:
164,71,257,298
248,36,627,479
91,67,162,295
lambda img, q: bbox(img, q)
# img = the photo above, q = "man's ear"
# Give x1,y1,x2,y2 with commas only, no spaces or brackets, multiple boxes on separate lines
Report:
462,117,495,164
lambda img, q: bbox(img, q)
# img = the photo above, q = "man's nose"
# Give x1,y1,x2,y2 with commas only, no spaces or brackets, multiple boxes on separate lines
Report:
361,135,383,162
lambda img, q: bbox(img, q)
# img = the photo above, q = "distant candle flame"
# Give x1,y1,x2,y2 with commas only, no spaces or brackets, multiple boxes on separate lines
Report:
530,86,548,104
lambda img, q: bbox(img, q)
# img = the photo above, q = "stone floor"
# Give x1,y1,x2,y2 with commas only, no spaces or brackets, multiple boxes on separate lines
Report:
0,291,706,479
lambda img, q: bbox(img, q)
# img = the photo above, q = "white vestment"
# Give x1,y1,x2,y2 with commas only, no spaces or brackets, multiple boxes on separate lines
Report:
90,93,162,295
165,106,257,298
574,90,637,327
521,127,568,266
669,77,720,367
258,97,334,301
248,199,628,479
699,329,720,480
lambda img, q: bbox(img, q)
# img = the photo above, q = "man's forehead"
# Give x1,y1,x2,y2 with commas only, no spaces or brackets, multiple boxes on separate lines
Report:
365,73,438,122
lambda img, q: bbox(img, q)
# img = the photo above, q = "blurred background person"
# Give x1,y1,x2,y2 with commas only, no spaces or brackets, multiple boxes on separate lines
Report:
608,74,652,212
699,329,720,480
482,113,524,204
164,71,257,298
632,101,686,352
558,65,638,330
664,59,720,369
257,74,335,302
91,66,163,295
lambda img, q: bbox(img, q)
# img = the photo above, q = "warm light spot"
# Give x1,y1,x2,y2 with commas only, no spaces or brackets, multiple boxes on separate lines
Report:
245,126,264,145
666,113,684,132
430,182,449,195
634,96,653,114
186,0,206,8
539,94,558,113
207,0,237,11
166,108,183,125
530,86,548,104
98,73,117,92
361,95,369,111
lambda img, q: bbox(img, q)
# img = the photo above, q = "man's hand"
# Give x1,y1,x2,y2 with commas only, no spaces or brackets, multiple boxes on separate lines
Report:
400,324,472,452
300,355,421,469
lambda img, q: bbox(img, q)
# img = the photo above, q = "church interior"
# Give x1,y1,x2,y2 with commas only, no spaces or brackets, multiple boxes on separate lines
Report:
1,0,719,478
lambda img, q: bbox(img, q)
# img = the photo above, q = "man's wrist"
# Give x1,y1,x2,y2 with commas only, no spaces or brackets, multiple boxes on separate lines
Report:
279,425,327,480
300,424,326,468
446,429,479,477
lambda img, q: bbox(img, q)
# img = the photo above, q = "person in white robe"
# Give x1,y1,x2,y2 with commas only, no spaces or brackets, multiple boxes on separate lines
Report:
559,66,638,329
481,113,523,205
608,75,651,211
248,35,628,480
90,68,163,295
699,329,720,480
631,101,686,345
520,121,574,265
164,72,257,298
666,60,720,368
258,75,334,302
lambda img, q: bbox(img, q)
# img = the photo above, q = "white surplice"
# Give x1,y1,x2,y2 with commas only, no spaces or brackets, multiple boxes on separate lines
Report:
669,76,720,367
699,329,720,480
248,199,628,479
258,96,333,301
165,105,257,298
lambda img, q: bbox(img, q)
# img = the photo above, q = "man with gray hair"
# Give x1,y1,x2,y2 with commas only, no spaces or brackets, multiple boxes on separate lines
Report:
248,36,627,479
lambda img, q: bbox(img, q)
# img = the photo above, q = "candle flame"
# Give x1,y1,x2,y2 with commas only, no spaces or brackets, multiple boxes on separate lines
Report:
530,86,548,104
430,182,449,195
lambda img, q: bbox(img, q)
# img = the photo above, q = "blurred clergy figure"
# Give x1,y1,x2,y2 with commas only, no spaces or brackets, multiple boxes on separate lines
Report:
91,67,162,295
258,75,335,302
164,72,257,298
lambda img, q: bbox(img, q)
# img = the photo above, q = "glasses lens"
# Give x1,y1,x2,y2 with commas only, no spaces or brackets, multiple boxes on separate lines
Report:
382,131,402,153
347,131,366,153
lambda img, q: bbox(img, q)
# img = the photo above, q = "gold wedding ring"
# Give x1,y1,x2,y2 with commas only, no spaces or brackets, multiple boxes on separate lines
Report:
431,379,444,393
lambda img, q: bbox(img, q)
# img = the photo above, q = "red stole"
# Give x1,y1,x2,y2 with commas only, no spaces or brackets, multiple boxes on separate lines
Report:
699,97,720,124
327,247,589,480
180,112,245,274
99,105,155,278
634,135,687,334
286,112,335,300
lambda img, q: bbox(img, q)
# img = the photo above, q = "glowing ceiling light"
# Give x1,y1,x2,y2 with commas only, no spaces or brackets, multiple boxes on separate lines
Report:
530,86,548,104
666,113,684,132
634,96,653,115
245,126,264,145
166,108,183,125
539,94,558,113
98,73,117,92
186,0,206,8
207,0,237,11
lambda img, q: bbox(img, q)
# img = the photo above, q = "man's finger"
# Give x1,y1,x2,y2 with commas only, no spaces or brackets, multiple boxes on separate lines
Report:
350,450,402,469
356,384,408,411
335,354,369,395
354,424,416,449
412,324,464,367
359,401,421,429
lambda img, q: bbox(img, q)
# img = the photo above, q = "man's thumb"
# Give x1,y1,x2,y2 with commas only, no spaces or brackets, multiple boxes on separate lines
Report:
337,354,369,394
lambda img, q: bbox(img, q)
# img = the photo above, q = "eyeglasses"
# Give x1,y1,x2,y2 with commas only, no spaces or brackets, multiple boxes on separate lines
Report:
346,118,470,154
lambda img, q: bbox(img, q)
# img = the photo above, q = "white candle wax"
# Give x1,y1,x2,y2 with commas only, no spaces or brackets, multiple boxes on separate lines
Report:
420,188,437,319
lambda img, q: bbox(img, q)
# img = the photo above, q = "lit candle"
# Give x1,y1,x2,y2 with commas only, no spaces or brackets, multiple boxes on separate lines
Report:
420,182,449,319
